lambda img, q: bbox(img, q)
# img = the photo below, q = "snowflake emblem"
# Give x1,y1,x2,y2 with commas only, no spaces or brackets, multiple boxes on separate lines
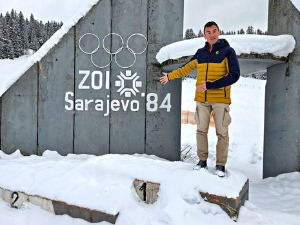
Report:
115,70,142,97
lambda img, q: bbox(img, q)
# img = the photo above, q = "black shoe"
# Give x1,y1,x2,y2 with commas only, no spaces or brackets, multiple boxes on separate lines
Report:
215,165,226,177
193,160,207,170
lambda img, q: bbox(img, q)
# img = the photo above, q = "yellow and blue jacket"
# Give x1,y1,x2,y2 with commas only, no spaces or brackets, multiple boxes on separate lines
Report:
168,39,240,104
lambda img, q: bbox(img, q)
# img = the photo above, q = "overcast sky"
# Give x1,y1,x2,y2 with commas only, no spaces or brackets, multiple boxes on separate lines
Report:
0,0,268,32
184,0,268,32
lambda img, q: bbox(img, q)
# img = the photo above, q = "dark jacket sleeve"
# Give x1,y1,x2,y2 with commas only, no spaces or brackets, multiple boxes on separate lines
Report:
206,48,240,89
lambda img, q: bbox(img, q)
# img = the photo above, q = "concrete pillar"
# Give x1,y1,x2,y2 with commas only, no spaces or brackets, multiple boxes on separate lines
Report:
146,0,184,160
264,0,300,177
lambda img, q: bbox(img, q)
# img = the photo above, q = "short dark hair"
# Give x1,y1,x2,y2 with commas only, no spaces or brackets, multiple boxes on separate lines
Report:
204,21,219,32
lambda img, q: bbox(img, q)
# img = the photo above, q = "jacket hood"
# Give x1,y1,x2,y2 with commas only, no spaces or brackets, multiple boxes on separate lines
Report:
205,39,230,51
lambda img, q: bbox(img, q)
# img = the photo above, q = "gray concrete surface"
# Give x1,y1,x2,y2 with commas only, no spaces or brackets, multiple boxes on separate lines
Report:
145,0,184,160
0,0,184,161
38,28,75,156
109,0,148,154
74,0,111,155
1,64,38,155
264,0,300,177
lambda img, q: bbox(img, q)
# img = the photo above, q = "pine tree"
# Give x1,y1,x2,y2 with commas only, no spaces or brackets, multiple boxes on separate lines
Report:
184,28,197,39
0,13,7,58
197,29,203,37
7,11,17,58
239,28,245,34
30,29,38,50
4,12,10,39
28,13,36,50
256,29,263,35
246,25,255,34
19,11,29,53
38,21,47,47
0,10,63,58
0,41,4,59
0,13,3,39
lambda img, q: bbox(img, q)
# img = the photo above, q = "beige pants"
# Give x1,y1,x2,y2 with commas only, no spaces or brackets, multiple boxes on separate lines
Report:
194,102,231,166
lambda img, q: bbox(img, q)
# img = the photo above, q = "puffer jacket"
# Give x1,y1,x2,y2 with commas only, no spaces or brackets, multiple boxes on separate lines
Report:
168,39,240,104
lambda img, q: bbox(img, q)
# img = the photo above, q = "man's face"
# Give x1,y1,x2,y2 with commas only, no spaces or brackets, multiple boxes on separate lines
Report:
204,25,220,46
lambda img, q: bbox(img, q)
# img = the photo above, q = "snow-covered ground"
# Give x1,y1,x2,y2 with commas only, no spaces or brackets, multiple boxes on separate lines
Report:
0,76,299,225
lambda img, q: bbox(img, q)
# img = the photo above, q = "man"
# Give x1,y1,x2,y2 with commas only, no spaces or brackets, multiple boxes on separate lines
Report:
160,21,240,177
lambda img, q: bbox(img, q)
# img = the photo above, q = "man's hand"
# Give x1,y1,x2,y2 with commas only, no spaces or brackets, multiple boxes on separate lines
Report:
160,72,169,85
197,80,207,92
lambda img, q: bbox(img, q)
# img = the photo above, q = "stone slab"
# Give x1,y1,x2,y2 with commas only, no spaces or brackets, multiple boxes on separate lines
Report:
133,178,249,220
0,187,118,224
199,179,249,221
133,179,160,204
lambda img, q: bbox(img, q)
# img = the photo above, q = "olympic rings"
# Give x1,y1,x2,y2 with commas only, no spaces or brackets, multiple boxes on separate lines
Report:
91,52,113,69
102,33,123,54
115,47,136,69
127,33,147,55
78,32,148,69
78,33,100,54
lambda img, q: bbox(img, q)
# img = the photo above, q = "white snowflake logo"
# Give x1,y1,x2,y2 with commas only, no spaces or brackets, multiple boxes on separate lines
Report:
115,70,142,97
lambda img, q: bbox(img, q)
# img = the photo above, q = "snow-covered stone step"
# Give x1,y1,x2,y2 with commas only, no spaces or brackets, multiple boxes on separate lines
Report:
0,151,250,222
133,178,249,221
199,179,249,221
133,179,160,204
0,187,118,224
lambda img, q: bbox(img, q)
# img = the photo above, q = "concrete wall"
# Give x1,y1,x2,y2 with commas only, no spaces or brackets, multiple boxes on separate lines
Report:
0,0,183,160
109,0,148,154
264,0,300,177
146,0,183,160
74,0,111,155
38,29,75,156
1,65,38,155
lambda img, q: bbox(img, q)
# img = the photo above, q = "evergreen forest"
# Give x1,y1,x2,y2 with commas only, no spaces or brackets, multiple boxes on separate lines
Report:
0,9,63,59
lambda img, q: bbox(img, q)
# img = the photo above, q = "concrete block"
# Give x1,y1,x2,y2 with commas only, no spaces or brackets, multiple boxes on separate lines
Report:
0,188,28,208
133,179,160,204
0,186,118,224
2,188,11,204
199,179,249,221
52,200,119,224
29,195,55,214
